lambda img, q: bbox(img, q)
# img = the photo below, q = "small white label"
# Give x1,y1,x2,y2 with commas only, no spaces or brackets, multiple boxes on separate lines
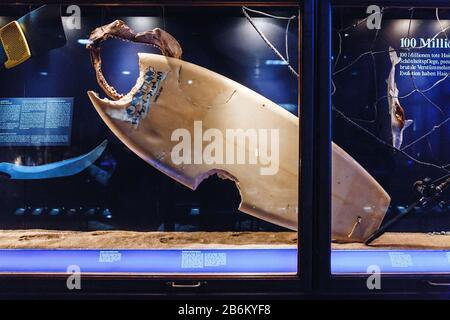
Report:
99,250,122,263
205,253,227,267
181,251,204,268
445,252,450,264
389,252,413,267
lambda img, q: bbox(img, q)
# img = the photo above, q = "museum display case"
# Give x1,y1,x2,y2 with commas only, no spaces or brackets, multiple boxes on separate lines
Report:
319,0,450,294
0,0,311,296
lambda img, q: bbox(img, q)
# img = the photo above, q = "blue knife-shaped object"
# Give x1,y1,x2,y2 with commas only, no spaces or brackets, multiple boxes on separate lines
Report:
0,140,108,180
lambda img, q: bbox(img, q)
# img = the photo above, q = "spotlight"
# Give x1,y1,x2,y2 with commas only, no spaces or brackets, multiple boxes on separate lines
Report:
84,208,97,216
66,208,77,216
32,208,44,216
14,208,26,216
49,208,60,216
264,59,288,66
102,208,113,219
77,39,92,45
190,207,200,216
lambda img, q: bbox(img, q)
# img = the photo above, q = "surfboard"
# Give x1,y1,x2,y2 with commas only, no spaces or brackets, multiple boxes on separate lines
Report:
88,53,390,242
332,144,390,242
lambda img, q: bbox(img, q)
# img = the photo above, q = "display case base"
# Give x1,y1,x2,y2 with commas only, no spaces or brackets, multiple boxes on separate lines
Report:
333,232,450,250
0,229,297,249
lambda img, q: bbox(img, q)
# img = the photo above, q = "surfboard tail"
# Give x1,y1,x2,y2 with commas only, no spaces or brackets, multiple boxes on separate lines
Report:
332,143,391,242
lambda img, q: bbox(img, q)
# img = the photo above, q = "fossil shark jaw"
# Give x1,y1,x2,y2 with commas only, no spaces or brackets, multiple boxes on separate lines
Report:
87,19,182,102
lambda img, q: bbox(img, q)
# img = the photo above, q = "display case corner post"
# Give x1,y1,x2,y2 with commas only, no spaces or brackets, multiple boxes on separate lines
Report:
314,0,332,289
298,0,316,290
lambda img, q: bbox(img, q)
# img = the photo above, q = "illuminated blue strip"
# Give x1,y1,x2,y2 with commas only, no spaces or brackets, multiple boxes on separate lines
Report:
0,249,297,274
332,250,450,274
4,249,450,274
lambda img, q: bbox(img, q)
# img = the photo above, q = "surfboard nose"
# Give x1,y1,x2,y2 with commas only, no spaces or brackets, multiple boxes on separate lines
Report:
87,91,103,111
87,90,113,114
87,90,132,112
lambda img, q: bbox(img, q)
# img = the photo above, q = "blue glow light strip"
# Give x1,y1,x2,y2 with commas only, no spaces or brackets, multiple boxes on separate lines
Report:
4,248,449,274
332,250,450,274
0,249,297,274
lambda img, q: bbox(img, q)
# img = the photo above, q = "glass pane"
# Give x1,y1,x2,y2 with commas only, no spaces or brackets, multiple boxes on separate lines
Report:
0,4,300,275
332,5,450,274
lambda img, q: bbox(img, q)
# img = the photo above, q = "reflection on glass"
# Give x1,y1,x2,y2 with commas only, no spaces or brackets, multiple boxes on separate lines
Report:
0,4,299,275
332,6,450,274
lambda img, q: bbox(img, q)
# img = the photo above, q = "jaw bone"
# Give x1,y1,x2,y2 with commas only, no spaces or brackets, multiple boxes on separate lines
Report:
87,20,182,101
87,21,390,241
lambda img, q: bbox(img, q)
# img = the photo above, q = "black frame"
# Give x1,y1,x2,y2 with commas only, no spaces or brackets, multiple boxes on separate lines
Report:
318,0,450,297
0,0,313,298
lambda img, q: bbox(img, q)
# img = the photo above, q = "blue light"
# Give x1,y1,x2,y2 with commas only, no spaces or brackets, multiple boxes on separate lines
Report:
190,207,200,216
84,208,96,216
121,70,131,75
49,208,60,216
103,209,113,219
32,208,43,216
397,206,407,213
332,250,450,274
14,208,26,216
0,249,297,274
77,39,92,45
265,60,288,66
39,72,48,76
67,209,77,216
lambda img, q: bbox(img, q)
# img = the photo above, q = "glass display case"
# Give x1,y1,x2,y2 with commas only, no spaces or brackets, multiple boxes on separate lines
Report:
0,0,312,296
320,0,450,294
12,0,450,300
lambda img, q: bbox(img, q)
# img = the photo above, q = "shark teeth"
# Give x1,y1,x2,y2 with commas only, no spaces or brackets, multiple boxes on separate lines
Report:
88,68,167,128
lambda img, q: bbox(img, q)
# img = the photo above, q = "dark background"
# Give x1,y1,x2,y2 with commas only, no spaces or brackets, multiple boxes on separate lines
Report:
0,4,299,232
333,7,450,232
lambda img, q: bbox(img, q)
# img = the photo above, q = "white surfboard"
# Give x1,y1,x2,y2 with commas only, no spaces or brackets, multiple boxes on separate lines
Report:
332,144,390,242
88,53,390,242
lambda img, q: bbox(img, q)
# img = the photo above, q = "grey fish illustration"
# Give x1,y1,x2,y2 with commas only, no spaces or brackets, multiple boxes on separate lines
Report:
387,46,413,149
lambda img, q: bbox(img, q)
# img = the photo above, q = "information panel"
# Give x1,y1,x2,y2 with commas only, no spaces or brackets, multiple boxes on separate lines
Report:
0,97,73,146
